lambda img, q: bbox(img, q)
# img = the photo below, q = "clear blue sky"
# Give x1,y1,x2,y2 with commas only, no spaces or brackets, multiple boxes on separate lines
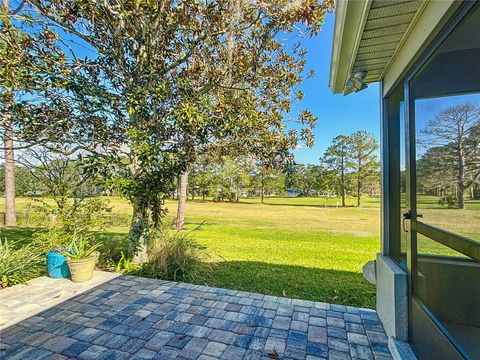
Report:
291,13,380,164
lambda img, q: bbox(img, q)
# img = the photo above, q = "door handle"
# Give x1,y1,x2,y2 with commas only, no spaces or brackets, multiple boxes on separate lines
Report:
402,212,423,232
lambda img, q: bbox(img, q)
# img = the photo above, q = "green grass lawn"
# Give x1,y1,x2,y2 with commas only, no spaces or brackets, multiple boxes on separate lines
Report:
1,195,478,308
179,200,380,308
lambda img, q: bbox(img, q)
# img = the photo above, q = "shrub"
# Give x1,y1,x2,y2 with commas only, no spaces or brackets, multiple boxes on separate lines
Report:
138,225,211,283
32,197,111,253
0,240,43,288
438,195,458,209
33,226,75,253
103,251,139,273
99,234,130,263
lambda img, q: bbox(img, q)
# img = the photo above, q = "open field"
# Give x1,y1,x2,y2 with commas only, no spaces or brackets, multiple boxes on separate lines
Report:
1,195,478,308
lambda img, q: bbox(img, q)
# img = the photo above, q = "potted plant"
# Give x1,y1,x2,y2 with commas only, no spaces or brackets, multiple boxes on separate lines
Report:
32,197,110,281
63,239,101,283
33,227,72,279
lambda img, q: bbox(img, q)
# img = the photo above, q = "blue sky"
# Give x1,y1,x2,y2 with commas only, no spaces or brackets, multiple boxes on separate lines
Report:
291,13,380,164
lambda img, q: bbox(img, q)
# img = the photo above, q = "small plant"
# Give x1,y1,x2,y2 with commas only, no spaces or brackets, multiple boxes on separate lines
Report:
63,239,101,260
138,224,212,282
62,238,101,283
0,240,43,288
105,251,138,273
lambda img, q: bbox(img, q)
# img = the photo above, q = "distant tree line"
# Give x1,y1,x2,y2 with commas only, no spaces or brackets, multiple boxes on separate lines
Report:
0,165,38,196
2,130,380,210
181,130,380,207
0,155,100,199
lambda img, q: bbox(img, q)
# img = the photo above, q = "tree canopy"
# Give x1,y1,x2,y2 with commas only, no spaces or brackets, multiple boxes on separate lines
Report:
4,0,334,260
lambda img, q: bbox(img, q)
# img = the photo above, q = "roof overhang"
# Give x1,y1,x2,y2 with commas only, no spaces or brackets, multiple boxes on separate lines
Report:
329,0,427,94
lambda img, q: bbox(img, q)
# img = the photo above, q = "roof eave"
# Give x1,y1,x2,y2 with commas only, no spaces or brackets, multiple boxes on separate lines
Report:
329,0,371,94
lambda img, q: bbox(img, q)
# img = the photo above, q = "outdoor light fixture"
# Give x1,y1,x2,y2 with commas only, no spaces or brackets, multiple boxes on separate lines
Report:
343,71,368,95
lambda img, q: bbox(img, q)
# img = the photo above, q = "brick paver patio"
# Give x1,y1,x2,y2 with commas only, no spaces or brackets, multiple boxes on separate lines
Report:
0,271,391,360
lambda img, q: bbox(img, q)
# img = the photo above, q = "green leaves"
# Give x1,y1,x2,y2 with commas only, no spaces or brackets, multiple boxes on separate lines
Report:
0,240,43,288
64,240,101,260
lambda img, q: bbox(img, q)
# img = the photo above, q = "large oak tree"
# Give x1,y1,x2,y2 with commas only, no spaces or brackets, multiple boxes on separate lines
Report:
14,0,333,261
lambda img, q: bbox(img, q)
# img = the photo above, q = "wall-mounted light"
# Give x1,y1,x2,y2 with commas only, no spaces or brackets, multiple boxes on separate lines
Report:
343,71,368,95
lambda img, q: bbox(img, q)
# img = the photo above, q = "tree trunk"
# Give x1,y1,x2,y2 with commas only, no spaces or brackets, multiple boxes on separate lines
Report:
457,183,465,209
4,122,16,226
357,158,362,207
176,170,189,230
130,201,149,263
260,173,265,204
457,141,465,209
190,177,195,200
357,178,361,207
340,157,346,207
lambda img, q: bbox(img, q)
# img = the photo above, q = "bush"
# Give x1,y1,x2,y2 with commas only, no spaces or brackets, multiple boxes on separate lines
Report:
99,234,130,263
102,251,138,274
32,197,111,253
0,240,43,288
137,225,211,283
438,195,458,209
33,226,75,253
32,197,112,233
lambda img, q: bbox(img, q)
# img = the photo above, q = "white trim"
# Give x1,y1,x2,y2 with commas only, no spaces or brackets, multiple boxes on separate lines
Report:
329,0,371,93
329,0,348,91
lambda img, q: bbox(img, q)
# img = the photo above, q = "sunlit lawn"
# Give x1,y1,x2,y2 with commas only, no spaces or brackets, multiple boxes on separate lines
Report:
1,195,478,308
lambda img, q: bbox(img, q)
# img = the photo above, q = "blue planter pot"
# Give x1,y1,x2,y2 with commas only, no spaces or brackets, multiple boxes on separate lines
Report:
46,251,71,279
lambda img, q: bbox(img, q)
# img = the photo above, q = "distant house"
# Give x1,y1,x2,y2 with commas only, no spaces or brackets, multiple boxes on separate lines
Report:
286,189,301,198
330,1,480,359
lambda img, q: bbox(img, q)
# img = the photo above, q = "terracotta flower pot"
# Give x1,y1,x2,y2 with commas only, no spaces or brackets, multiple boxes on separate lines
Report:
66,255,97,283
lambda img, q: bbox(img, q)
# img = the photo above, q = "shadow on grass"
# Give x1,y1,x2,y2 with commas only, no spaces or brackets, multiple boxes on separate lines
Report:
0,227,35,246
201,260,376,309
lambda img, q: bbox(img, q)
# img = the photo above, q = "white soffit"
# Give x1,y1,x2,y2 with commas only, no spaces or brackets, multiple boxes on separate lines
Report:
330,0,425,93
355,0,424,83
